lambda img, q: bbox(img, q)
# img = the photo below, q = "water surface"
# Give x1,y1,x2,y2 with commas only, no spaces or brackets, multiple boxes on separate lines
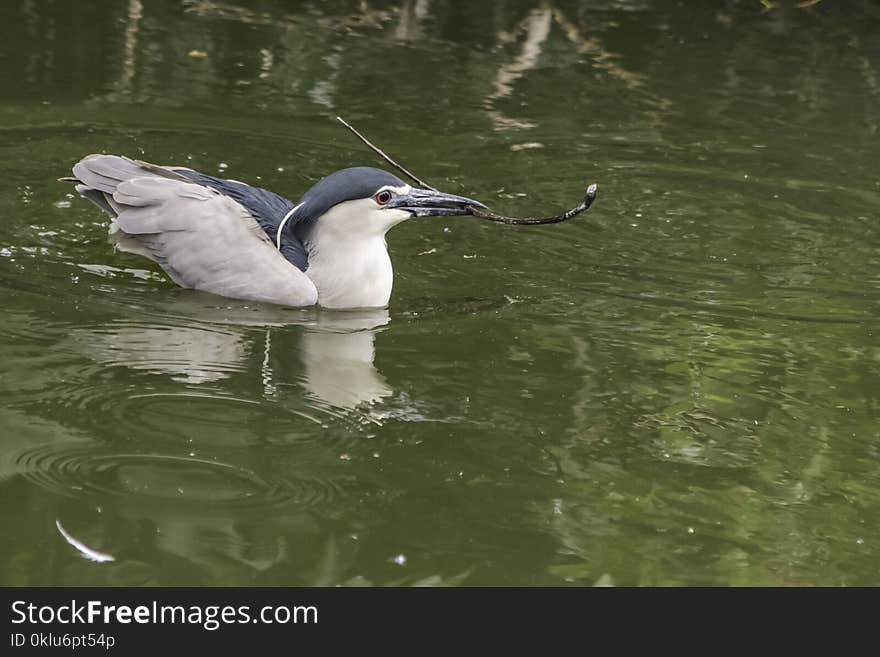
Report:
1,0,879,586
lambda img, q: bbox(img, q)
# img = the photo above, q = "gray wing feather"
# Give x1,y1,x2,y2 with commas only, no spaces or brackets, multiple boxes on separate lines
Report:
72,155,318,308
72,155,150,194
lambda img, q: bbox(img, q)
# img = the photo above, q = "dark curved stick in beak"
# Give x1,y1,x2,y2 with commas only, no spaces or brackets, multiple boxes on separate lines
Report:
336,116,599,226
465,183,597,225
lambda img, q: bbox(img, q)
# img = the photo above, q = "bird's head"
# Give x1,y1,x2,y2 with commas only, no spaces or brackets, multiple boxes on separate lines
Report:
292,167,486,241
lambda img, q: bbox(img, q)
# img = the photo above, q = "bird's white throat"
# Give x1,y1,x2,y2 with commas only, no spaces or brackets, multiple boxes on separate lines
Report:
303,197,409,308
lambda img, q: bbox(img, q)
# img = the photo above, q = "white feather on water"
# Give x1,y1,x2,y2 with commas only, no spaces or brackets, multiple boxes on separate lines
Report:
55,519,116,563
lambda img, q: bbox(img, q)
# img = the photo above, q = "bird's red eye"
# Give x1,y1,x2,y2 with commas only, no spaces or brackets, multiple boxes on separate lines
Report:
375,190,392,205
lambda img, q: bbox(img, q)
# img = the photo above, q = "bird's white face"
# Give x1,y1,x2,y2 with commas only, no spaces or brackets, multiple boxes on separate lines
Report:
313,183,413,241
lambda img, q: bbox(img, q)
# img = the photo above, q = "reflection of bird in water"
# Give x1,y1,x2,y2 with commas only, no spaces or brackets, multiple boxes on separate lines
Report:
25,304,396,579
75,304,393,412
299,312,392,409
80,324,248,385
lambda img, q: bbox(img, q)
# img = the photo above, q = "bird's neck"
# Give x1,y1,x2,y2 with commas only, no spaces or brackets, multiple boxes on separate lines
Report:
304,232,394,309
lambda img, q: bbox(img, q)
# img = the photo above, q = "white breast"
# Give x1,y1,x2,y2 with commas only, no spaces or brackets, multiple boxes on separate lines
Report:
305,236,394,309
302,197,409,309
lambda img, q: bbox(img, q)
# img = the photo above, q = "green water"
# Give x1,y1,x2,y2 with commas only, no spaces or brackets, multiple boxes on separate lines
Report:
1,0,878,586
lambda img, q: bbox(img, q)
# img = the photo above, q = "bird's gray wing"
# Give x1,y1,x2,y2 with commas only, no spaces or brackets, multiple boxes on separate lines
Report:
72,155,317,307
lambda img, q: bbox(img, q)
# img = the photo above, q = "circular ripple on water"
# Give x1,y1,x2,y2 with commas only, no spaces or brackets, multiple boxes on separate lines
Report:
14,443,342,509
40,374,371,448
108,392,324,447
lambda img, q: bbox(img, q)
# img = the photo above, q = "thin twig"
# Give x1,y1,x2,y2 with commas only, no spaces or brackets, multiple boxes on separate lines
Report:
335,116,599,226
336,116,438,191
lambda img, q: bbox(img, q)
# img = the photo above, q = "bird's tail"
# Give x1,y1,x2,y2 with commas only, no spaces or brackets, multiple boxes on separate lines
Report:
63,155,195,258
64,154,191,213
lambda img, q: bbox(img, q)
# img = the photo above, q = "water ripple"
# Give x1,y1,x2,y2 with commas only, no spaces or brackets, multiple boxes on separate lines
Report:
636,408,763,469
15,443,342,509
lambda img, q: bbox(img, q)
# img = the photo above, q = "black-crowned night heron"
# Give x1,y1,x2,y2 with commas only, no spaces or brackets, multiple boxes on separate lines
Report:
67,155,486,309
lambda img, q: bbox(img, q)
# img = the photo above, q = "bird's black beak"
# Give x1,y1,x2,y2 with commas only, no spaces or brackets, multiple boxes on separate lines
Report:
386,187,487,217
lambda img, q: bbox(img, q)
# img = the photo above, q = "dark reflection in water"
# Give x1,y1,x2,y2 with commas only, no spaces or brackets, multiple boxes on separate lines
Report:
1,0,880,585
